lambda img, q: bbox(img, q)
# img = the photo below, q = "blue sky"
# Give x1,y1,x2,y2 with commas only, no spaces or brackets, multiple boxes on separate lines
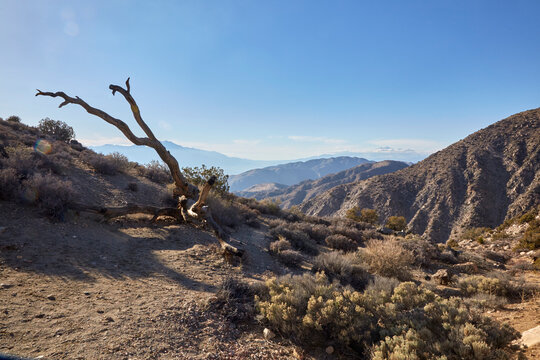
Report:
1,1,540,161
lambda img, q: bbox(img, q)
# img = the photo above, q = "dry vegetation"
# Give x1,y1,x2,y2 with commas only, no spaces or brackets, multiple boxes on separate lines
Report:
1,116,539,359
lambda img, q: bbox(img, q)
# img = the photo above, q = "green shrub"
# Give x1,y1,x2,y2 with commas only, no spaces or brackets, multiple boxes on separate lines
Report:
516,218,539,250
360,239,413,280
458,275,507,297
360,208,379,224
345,206,361,222
6,115,21,123
386,216,407,231
518,210,536,224
325,234,358,252
256,273,520,358
182,165,229,196
37,118,75,142
461,227,491,241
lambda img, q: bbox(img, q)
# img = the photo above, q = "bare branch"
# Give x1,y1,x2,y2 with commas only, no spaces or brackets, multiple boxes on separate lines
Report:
36,82,195,198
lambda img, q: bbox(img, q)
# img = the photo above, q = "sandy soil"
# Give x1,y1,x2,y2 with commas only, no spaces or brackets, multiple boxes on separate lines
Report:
0,202,306,360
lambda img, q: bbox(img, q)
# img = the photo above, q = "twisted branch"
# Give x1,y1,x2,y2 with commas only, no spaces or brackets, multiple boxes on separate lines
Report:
36,79,243,258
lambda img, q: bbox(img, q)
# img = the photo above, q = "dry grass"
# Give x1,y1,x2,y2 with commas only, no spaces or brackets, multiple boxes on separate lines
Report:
360,238,414,280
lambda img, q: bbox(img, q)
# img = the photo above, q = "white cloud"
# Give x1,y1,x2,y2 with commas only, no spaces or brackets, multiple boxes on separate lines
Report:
158,121,171,130
61,8,79,37
232,139,261,145
368,139,443,153
288,135,347,144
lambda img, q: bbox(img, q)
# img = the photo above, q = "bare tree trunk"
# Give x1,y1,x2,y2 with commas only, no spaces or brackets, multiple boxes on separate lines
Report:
36,79,243,258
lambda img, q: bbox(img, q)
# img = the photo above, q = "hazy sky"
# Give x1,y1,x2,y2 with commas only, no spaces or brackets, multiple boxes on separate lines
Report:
1,1,540,160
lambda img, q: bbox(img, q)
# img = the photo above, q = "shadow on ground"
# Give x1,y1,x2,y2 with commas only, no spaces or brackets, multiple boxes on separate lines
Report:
0,202,222,292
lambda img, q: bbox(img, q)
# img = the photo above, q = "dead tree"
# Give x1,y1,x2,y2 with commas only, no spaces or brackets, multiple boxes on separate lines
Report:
36,78,243,257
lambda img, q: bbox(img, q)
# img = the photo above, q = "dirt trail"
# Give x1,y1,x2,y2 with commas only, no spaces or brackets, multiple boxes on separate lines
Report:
0,203,299,359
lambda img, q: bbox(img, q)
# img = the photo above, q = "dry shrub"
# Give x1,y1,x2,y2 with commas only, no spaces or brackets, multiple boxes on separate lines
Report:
275,249,304,268
269,224,318,255
325,234,358,252
361,228,383,240
269,237,303,267
328,224,364,243
289,222,331,243
329,216,369,230
465,293,508,310
3,145,57,177
80,150,125,175
0,168,20,200
401,236,439,267
269,237,292,253
206,277,262,323
206,194,243,228
458,273,537,299
365,275,400,295
256,273,519,358
23,173,75,220
126,182,138,192
137,160,172,184
312,251,370,290
360,239,414,280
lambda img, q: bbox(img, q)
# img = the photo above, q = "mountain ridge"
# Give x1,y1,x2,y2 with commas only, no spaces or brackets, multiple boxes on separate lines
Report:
300,108,540,242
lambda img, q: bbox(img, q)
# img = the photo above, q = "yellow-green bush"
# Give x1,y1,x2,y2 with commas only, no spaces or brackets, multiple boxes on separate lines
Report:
386,216,407,231
458,275,507,296
256,273,519,359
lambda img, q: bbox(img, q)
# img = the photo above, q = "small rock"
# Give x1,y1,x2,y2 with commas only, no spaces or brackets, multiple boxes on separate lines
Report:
520,252,526,255
263,328,275,340
0,226,6,235
326,346,335,354
433,269,452,285
47,295,56,301
105,317,114,322
504,245,510,250
1,283,13,289
84,291,91,296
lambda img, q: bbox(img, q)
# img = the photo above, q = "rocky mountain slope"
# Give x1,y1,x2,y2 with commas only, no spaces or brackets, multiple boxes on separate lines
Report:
229,156,371,192
300,108,540,242
238,160,408,208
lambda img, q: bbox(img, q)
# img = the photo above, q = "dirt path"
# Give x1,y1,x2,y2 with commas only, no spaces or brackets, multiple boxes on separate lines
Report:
0,203,300,359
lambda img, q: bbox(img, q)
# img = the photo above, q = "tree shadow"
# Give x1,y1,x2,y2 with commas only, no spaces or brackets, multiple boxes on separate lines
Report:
0,203,219,292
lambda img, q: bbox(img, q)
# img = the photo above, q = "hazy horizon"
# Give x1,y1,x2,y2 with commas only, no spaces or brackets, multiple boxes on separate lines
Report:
2,1,540,160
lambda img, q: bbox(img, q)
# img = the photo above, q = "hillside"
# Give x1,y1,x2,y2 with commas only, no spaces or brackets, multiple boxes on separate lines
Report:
238,160,409,208
300,108,540,242
229,156,371,192
1,118,539,359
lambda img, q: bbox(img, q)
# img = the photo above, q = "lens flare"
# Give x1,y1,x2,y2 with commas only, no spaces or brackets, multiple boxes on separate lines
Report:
34,139,52,155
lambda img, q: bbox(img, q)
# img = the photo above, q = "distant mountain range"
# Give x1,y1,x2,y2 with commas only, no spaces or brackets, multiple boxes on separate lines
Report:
237,160,409,207
300,108,540,242
90,141,281,175
229,157,372,192
90,141,423,176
